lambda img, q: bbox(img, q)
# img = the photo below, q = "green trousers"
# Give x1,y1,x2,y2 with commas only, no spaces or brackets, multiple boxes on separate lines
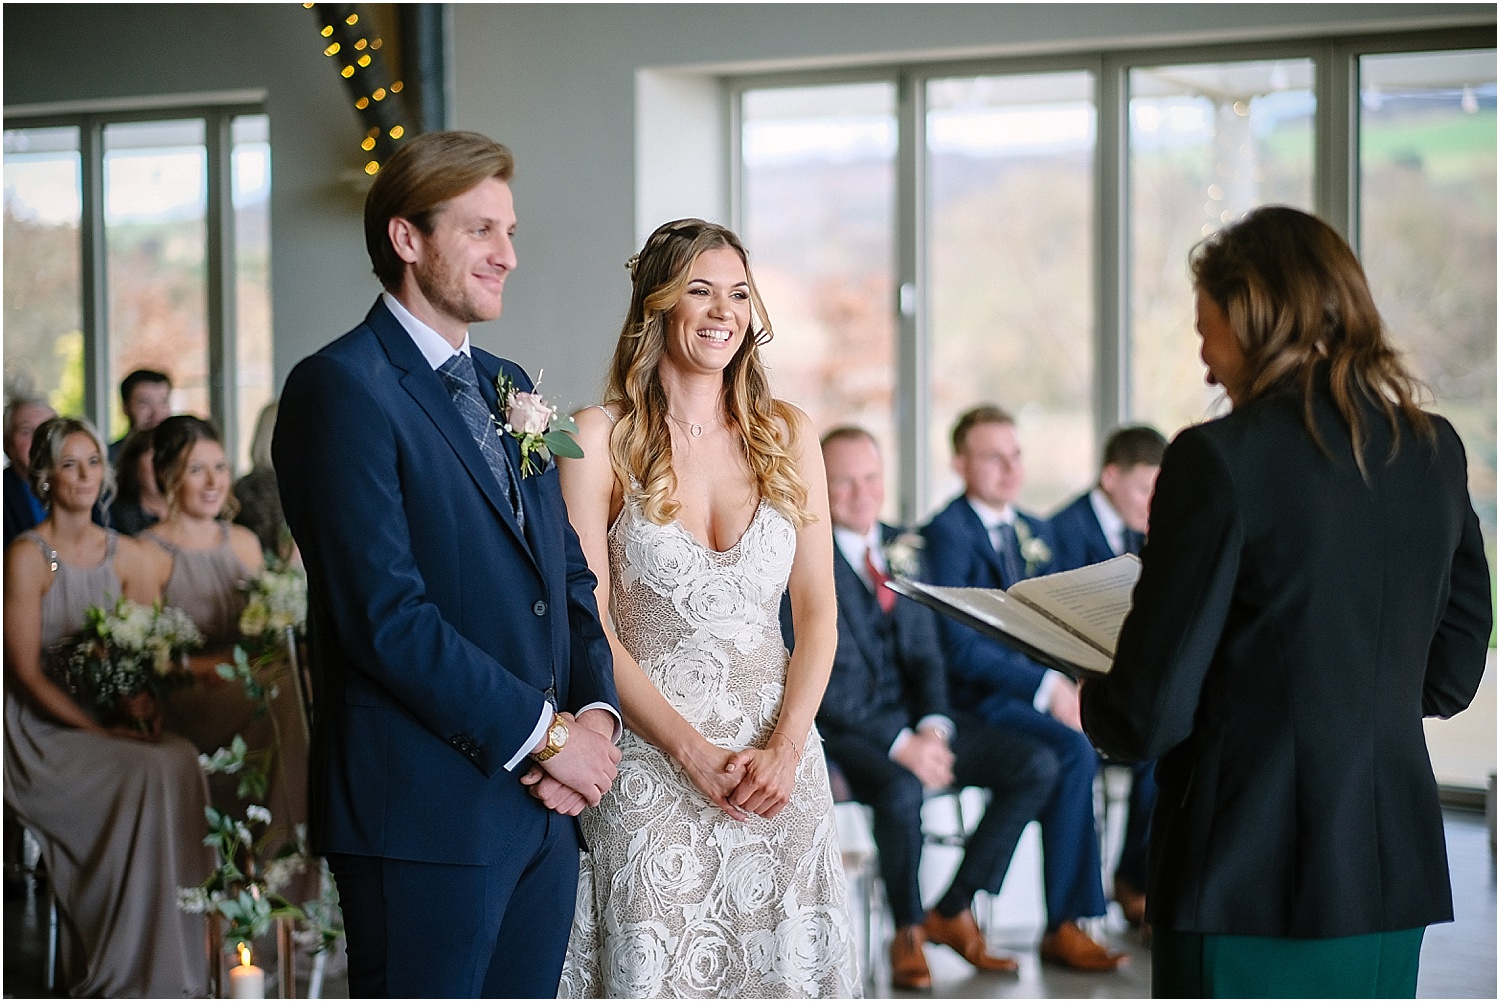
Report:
1153,926,1425,998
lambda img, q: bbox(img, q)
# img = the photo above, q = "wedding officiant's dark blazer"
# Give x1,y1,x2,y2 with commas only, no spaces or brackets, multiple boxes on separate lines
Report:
1081,378,1492,939
274,298,618,867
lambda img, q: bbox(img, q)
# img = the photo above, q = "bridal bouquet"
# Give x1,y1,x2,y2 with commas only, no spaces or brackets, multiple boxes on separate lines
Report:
57,598,202,728
237,562,308,646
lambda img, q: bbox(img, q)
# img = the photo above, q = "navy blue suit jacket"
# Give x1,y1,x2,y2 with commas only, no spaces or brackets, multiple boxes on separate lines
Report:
4,466,41,546
921,496,1058,709
782,525,950,753
274,298,617,867
1049,492,1116,571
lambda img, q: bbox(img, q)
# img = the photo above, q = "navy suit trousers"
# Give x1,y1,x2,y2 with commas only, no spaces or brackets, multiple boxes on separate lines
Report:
328,811,578,998
977,697,1107,925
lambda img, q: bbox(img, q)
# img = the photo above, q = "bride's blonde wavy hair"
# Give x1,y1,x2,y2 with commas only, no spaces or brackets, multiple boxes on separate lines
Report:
604,218,812,529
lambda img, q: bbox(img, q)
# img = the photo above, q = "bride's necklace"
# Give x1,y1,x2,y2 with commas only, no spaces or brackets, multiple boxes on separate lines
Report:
668,411,719,439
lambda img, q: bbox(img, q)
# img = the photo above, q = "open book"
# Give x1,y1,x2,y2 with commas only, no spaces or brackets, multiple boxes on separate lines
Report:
886,554,1141,680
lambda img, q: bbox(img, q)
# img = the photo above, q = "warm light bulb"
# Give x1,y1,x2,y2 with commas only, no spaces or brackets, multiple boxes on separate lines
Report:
389,125,405,139
390,81,404,93
367,126,380,137
358,54,371,67
238,943,252,968
324,42,340,56
302,2,313,8
371,38,383,50
361,137,376,151
355,38,367,50
346,13,358,25
341,65,355,78
372,88,386,101
321,25,333,37
365,161,380,175
355,97,370,109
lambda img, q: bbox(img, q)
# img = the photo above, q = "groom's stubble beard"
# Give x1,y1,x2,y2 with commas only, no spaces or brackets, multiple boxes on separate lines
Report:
413,243,504,327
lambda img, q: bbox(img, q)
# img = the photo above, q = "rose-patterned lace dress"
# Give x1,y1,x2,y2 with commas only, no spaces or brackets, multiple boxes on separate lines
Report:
560,497,861,998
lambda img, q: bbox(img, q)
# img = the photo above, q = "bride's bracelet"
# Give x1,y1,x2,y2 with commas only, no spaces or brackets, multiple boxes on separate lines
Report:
769,732,799,756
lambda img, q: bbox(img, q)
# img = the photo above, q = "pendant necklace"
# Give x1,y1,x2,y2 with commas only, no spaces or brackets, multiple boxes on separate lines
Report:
668,412,714,438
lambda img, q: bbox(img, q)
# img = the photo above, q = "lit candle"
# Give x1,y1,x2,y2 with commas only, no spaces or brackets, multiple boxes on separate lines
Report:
230,942,265,999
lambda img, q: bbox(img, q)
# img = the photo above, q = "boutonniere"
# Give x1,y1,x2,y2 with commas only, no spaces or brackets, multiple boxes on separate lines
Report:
494,371,584,477
882,532,925,579
1012,518,1051,576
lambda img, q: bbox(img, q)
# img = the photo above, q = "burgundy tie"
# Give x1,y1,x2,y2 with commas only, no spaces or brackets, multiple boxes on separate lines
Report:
865,548,896,615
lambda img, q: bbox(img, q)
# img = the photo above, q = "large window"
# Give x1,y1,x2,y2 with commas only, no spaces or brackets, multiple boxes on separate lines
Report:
735,32,1495,560
741,82,899,516
4,105,272,470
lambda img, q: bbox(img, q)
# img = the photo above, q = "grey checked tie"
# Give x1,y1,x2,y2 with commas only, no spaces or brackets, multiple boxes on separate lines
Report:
436,352,524,529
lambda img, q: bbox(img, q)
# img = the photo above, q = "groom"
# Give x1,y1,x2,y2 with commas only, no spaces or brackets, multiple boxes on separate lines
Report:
275,132,621,997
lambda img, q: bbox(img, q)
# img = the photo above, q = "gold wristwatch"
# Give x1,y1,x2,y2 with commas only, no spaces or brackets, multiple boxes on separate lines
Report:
532,712,569,762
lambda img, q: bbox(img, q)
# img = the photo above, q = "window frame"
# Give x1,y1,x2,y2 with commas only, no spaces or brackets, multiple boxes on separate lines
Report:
4,95,267,465
729,25,1494,523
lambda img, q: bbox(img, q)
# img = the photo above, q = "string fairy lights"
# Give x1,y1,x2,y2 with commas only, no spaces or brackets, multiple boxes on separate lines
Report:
306,3,411,176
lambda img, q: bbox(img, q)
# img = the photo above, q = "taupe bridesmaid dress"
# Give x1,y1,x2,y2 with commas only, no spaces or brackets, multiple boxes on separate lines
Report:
3,529,214,997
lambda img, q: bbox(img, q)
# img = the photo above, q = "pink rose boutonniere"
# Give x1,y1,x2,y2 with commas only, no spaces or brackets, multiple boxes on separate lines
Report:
495,371,584,476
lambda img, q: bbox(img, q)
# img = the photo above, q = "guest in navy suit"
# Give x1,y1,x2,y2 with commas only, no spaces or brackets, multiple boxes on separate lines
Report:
274,132,621,998
1049,424,1166,925
923,405,1125,971
1083,207,1491,997
4,397,56,546
792,426,1058,988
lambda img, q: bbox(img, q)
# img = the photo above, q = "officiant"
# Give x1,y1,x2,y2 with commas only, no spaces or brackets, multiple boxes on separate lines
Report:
1080,206,1491,998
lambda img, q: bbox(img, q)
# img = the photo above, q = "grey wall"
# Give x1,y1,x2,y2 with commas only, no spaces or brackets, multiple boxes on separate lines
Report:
6,3,1492,413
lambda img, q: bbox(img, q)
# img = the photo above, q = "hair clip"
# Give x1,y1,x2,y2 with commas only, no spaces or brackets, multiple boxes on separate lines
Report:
624,253,640,279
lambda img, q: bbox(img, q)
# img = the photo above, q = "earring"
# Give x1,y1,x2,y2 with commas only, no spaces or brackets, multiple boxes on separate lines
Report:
39,481,49,493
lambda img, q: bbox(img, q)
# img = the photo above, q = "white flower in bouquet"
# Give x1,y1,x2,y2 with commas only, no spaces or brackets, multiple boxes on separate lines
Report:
238,564,308,642
61,598,202,729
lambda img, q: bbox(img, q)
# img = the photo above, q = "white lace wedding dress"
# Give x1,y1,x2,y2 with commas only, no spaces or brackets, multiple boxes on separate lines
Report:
559,497,861,998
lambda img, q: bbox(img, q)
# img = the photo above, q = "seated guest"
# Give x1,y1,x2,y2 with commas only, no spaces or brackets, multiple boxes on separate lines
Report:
107,368,171,465
923,405,1125,971
108,429,167,536
233,400,294,563
3,416,212,997
144,417,310,871
787,426,1057,989
3,396,56,546
1049,424,1167,925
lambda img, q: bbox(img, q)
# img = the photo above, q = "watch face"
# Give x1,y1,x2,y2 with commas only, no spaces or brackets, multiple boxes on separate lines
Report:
549,723,568,746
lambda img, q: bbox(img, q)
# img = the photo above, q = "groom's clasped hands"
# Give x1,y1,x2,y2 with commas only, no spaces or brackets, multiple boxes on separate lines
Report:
520,709,623,816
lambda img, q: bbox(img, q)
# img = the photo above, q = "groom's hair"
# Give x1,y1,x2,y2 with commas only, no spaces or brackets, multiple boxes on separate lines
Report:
364,131,515,291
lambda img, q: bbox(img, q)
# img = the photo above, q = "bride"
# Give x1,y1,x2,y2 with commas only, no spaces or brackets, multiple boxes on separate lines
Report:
553,218,860,997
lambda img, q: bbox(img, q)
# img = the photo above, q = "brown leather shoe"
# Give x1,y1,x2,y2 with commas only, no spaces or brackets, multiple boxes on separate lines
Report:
1039,920,1128,971
890,925,932,990
1113,875,1147,927
923,909,1020,973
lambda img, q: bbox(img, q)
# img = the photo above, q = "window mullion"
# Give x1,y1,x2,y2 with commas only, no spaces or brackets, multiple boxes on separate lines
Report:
79,118,109,430
1316,44,1359,245
205,112,237,465
895,71,925,526
1097,56,1128,432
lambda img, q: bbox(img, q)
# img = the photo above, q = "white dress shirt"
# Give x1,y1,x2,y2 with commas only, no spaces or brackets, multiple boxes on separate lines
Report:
382,292,621,770
1089,487,1128,557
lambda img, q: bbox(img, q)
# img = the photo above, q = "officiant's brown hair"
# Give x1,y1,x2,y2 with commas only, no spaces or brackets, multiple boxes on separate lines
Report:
364,131,515,291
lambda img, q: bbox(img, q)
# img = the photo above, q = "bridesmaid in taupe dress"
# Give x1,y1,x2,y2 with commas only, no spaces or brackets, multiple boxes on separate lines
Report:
3,416,212,998
144,417,314,901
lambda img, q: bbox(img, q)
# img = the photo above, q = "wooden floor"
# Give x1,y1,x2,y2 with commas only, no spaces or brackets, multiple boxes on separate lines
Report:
4,808,1493,999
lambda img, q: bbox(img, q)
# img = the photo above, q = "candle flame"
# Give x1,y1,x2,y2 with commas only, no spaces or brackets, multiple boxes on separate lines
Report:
238,942,252,967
